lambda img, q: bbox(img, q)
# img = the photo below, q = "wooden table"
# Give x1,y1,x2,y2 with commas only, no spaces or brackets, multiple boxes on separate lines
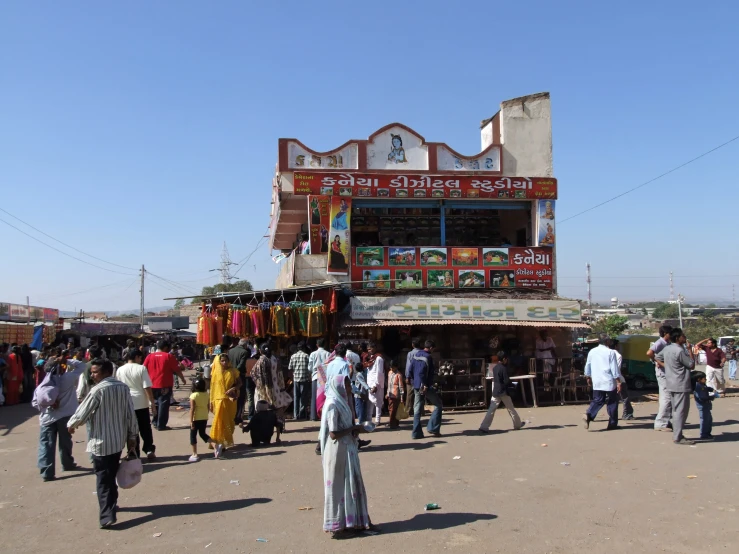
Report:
510,374,538,408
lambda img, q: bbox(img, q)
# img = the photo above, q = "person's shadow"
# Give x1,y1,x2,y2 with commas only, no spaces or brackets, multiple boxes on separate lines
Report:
114,498,271,530
378,512,497,535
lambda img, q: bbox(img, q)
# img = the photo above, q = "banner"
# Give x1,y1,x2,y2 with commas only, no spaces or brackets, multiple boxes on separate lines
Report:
327,196,351,275
351,246,553,289
537,199,555,247
293,172,557,200
0,302,59,322
350,296,581,322
307,195,331,254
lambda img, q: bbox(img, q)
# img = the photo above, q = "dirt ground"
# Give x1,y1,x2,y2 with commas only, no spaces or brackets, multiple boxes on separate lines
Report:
1,378,738,554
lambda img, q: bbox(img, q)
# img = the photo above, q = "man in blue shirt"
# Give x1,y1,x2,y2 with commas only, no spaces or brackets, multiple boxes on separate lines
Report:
583,335,622,430
324,343,351,393
408,340,443,439
404,338,421,417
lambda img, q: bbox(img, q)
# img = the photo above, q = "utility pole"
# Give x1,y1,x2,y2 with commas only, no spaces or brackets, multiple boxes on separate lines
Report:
733,284,736,305
677,293,684,329
140,265,145,330
210,242,237,285
586,263,592,313
669,271,675,303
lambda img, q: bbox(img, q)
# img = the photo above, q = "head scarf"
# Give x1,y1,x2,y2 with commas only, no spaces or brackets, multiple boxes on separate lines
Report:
318,374,354,455
315,350,336,418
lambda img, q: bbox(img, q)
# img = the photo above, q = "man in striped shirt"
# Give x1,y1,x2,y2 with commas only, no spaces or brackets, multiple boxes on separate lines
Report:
68,359,138,529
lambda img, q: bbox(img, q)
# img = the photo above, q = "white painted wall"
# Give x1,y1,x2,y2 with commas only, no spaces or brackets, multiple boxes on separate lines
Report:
498,93,553,177
366,127,429,171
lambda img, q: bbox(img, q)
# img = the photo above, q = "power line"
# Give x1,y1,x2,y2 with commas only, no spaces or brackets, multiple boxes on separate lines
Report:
0,207,138,271
33,279,134,301
146,271,200,296
0,216,137,276
231,234,270,279
559,134,739,224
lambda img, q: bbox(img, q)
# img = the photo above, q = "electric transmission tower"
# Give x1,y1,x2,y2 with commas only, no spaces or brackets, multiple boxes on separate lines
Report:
210,242,237,284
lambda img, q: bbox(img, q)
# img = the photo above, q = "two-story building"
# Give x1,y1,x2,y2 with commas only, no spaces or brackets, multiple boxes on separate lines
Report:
268,92,586,408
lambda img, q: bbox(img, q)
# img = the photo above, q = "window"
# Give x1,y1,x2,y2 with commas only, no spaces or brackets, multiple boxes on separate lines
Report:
352,200,531,247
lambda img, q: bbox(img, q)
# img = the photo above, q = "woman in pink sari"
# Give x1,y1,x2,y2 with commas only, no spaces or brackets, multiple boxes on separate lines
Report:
315,350,335,419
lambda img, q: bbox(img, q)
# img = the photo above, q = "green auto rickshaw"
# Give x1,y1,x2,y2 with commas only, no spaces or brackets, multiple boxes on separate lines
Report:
617,334,659,390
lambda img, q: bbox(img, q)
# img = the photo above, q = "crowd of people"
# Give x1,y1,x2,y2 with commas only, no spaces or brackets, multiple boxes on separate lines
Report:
2,327,735,535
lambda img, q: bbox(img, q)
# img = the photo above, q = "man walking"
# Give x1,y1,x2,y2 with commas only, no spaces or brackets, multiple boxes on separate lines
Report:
68,360,138,528
479,351,522,433
408,340,443,439
115,349,157,461
288,342,311,420
228,338,250,423
33,349,86,481
365,341,385,425
143,340,187,431
647,326,673,431
583,334,622,431
724,338,737,381
609,339,634,420
308,338,329,421
655,328,696,445
405,338,421,417
696,338,726,396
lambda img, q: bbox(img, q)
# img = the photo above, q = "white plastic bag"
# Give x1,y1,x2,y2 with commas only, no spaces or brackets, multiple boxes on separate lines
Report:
116,455,143,489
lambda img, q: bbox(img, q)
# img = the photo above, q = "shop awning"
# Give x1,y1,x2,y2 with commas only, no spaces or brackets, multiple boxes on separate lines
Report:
343,319,589,328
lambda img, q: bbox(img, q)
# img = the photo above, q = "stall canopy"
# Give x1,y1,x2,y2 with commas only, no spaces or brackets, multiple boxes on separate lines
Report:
343,319,589,328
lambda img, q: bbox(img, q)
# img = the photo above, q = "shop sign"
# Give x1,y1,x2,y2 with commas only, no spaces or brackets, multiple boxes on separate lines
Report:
351,246,554,290
307,195,331,255
43,308,59,322
350,296,582,322
293,172,557,200
327,196,352,275
10,304,30,320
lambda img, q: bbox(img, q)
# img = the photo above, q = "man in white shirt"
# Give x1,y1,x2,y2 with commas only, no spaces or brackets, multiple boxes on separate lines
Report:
365,341,385,425
308,338,329,422
345,342,362,378
583,335,622,431
115,349,157,460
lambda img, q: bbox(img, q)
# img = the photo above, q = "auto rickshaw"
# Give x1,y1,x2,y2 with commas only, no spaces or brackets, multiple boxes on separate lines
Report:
617,334,659,390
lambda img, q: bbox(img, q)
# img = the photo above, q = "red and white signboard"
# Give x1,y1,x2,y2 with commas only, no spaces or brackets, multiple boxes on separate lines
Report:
293,172,557,200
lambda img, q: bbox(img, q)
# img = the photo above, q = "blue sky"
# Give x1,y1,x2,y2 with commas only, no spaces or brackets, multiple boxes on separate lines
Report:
2,1,738,311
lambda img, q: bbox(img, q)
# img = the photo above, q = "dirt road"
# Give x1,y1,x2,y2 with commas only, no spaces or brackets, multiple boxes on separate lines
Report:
1,388,737,553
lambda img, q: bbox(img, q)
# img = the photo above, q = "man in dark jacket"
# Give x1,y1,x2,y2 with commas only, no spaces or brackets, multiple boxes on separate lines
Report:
408,340,443,440
479,352,522,433
228,339,250,423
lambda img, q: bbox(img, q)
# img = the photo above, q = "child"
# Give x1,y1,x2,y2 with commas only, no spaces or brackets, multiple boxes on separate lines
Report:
693,372,714,440
386,359,405,429
241,400,283,446
189,377,213,461
351,364,371,424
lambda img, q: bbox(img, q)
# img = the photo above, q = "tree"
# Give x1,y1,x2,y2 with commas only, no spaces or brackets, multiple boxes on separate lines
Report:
684,313,735,343
590,315,630,338
705,303,717,309
173,298,185,309
653,302,679,320
190,279,254,304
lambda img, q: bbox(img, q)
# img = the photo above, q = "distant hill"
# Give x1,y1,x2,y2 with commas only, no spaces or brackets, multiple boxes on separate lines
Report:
59,306,173,317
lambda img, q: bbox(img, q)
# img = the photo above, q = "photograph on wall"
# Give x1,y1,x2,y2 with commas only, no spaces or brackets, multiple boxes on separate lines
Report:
395,270,422,289
362,269,391,289
537,199,555,246
420,248,447,266
451,247,479,266
489,270,516,288
458,269,485,288
427,270,454,288
355,247,384,266
482,248,509,266
388,247,416,266
327,197,351,275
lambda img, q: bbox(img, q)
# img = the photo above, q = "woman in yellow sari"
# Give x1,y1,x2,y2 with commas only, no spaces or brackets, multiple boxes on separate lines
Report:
209,354,241,458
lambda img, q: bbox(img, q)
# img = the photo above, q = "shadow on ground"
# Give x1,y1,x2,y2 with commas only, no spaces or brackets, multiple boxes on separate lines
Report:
115,497,271,530
377,512,497,535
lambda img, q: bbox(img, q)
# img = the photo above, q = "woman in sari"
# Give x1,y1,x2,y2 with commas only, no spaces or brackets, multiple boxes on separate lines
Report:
319,375,375,537
209,354,240,458
253,344,291,440
2,346,24,406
